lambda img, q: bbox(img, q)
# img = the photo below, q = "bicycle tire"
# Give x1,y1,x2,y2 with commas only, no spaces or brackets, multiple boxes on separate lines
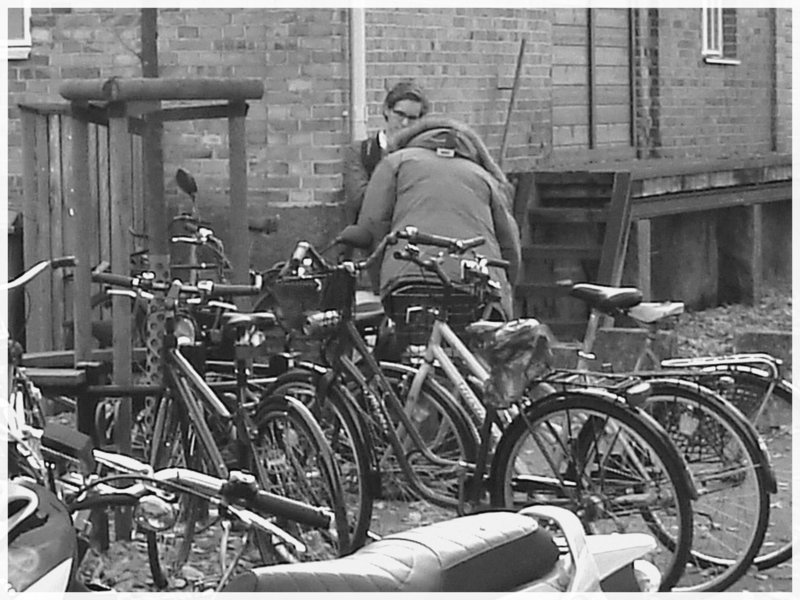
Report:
251,394,351,560
644,378,771,591
696,368,792,570
490,389,694,591
265,367,375,550
348,359,478,514
146,394,205,589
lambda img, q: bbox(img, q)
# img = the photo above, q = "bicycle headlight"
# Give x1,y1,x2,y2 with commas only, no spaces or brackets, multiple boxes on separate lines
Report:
134,494,176,532
174,314,197,346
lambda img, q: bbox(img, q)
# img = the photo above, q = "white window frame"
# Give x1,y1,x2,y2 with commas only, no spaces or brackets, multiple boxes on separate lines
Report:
701,3,740,65
7,7,32,60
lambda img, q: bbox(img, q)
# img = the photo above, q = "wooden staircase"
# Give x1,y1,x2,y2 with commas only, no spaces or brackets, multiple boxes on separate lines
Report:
510,170,633,341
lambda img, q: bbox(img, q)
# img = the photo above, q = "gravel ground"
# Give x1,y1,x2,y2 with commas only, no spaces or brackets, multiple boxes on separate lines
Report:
73,280,793,592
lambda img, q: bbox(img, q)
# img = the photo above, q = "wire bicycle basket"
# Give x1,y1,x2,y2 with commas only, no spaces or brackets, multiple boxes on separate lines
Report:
383,280,481,348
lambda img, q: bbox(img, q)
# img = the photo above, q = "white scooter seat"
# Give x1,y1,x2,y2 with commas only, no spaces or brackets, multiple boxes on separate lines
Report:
223,510,559,592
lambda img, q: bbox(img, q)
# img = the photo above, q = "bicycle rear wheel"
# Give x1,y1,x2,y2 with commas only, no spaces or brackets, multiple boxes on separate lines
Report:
645,379,771,591
697,368,792,570
490,390,694,591
251,394,350,560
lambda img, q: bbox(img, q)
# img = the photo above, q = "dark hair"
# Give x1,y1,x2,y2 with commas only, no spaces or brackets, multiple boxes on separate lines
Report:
383,80,430,115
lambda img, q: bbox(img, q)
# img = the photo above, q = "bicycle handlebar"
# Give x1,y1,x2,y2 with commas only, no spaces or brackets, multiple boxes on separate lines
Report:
396,226,485,254
64,459,331,530
91,269,263,299
2,255,77,291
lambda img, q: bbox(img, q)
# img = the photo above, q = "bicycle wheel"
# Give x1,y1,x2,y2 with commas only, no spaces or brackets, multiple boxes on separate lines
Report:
644,379,771,591
490,390,694,591
350,360,478,512
145,393,210,589
251,394,350,560
266,368,374,550
697,368,792,570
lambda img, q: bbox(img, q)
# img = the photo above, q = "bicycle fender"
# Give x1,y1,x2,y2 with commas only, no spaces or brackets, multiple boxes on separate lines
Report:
647,377,778,494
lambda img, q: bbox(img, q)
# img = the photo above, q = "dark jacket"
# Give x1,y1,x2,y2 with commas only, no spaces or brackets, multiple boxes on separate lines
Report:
343,133,384,224
356,145,521,317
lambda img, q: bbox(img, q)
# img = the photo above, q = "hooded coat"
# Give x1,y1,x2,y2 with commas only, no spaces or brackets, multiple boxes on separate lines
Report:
356,119,521,317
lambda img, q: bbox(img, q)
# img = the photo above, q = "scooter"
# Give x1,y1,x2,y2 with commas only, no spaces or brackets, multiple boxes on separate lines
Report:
223,504,662,593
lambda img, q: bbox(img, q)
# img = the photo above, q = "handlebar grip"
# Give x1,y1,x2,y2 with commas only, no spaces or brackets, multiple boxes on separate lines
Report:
458,237,486,252
208,283,262,297
248,490,331,530
51,256,78,269
289,242,311,267
92,271,137,288
403,230,458,249
485,257,510,270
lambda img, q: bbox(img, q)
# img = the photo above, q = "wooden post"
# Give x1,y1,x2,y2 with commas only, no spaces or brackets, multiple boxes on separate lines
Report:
228,101,249,285
33,113,53,351
636,219,652,301
108,101,133,539
68,107,94,363
750,204,764,303
20,109,42,350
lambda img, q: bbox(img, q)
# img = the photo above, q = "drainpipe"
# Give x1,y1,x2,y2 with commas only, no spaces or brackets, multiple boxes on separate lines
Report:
349,7,367,141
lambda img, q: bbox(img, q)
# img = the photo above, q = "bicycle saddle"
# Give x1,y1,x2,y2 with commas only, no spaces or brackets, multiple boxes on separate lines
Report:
354,290,385,329
219,311,278,332
569,283,643,314
223,510,559,592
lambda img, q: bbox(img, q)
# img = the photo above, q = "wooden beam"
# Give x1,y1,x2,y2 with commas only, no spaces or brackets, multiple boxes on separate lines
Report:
631,181,790,218
60,78,264,102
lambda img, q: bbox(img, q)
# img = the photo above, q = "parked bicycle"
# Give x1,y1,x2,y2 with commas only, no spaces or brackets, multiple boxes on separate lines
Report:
561,282,790,574
262,225,695,591
354,236,775,592
84,269,349,588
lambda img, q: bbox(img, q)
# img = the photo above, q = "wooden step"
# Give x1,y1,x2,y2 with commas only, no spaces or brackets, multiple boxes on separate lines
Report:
515,282,573,298
528,207,608,223
522,244,602,259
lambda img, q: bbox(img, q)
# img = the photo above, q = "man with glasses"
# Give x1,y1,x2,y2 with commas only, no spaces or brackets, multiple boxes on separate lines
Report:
343,81,430,224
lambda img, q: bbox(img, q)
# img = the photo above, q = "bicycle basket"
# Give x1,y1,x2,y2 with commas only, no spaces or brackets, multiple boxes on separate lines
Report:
383,281,480,347
268,269,354,332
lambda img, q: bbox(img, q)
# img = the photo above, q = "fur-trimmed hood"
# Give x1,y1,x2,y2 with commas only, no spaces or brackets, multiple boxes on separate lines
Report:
386,117,515,201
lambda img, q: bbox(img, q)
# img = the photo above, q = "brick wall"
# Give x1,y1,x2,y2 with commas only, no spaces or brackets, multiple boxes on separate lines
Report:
7,7,790,270
647,8,781,158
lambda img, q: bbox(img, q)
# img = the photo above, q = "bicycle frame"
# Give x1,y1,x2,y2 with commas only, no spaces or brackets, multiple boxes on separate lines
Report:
331,319,466,508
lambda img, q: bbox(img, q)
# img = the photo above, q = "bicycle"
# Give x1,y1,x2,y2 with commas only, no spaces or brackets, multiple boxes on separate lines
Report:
262,225,695,591
88,269,349,588
527,282,776,590
563,282,791,572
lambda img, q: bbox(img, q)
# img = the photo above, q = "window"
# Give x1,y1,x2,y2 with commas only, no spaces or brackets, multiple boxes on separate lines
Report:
702,3,740,65
7,7,32,60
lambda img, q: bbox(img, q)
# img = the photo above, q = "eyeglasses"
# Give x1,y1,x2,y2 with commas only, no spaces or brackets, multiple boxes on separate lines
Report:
391,108,422,122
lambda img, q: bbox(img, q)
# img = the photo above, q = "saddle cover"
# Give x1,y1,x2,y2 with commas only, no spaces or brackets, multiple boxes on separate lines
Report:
223,510,559,592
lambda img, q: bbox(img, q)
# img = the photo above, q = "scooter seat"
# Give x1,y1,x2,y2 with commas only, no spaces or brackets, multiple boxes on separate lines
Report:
223,510,559,592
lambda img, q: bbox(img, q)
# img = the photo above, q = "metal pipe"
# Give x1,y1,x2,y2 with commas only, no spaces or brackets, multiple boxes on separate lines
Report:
349,8,368,141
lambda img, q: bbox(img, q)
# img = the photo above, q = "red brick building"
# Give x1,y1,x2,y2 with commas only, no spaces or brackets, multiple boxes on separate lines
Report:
6,7,792,286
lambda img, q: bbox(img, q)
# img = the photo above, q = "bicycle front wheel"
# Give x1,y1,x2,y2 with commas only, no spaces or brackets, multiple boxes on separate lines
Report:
266,368,374,551
490,390,694,591
645,379,771,591
252,394,351,560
